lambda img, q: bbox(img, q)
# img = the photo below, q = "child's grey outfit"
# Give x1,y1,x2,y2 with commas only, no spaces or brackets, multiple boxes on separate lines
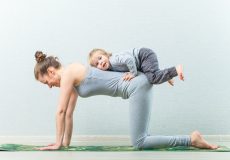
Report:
109,47,178,84
75,67,191,149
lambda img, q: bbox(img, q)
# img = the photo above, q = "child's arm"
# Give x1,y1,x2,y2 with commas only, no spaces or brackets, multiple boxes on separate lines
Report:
123,72,135,81
114,54,138,76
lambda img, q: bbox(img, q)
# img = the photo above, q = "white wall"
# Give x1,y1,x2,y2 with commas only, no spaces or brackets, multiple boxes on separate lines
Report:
0,0,229,136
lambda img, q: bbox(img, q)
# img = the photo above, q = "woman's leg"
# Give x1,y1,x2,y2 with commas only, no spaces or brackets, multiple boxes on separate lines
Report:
139,48,177,84
128,74,190,149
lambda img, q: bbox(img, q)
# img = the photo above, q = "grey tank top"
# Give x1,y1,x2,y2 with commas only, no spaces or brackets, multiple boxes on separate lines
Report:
74,67,132,99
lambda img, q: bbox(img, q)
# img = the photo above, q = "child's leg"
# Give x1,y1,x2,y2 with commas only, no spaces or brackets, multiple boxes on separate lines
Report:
176,64,184,81
138,48,178,84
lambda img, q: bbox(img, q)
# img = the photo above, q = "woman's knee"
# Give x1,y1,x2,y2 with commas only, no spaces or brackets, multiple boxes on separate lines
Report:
131,136,147,150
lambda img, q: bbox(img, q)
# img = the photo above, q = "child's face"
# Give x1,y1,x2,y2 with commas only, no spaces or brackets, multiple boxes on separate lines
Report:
91,52,110,70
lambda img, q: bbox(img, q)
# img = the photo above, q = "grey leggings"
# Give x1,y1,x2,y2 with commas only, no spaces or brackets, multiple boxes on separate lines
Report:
76,67,191,149
127,73,191,149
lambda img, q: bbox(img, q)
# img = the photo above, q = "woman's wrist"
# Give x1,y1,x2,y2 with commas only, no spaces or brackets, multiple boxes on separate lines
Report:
62,142,70,147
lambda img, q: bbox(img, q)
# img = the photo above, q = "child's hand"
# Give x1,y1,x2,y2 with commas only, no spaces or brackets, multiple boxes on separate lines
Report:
123,72,134,81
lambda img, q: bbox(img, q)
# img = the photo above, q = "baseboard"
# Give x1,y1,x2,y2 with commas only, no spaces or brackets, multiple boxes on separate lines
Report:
0,135,230,146
0,135,130,146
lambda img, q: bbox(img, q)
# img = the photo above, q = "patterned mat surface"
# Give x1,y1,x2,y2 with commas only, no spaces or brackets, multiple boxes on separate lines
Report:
0,144,229,152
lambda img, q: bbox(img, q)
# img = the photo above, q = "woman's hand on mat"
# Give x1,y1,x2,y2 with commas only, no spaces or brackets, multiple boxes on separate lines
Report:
47,143,56,146
37,143,61,150
123,72,134,81
48,143,69,147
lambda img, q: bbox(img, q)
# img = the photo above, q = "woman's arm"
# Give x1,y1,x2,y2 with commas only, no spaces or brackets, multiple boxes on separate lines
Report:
38,68,76,150
62,89,78,146
55,74,74,147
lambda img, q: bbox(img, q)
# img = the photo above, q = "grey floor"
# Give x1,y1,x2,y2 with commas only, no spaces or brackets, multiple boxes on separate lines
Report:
1,151,230,160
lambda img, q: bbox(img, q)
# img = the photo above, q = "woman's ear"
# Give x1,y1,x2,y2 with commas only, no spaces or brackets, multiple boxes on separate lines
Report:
47,67,55,77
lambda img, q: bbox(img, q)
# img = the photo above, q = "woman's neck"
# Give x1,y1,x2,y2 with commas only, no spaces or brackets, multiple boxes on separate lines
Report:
55,67,65,82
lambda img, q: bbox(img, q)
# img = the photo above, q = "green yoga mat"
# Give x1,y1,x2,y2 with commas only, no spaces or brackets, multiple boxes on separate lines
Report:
0,144,230,152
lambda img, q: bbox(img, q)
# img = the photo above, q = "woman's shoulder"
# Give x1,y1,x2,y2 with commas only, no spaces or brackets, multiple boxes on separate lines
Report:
63,63,88,83
66,62,86,71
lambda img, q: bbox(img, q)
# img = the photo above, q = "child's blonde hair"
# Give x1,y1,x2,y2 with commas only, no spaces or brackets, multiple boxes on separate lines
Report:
88,48,112,66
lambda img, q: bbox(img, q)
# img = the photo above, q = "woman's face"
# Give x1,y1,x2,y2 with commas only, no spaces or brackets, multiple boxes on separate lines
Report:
38,68,61,88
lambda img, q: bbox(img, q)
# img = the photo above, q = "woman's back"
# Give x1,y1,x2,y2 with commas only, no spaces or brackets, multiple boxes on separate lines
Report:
75,67,152,99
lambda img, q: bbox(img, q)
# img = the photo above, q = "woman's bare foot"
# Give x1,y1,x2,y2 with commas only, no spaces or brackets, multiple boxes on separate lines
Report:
168,79,174,86
176,65,184,81
191,131,219,149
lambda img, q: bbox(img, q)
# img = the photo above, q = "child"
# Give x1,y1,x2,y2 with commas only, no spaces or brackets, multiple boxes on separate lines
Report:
88,47,184,86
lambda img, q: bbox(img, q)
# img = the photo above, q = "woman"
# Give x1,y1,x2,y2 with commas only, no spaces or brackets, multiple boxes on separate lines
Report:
34,51,218,150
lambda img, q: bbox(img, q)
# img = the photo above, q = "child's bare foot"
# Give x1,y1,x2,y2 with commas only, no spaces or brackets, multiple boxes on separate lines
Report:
191,131,219,149
168,79,174,86
176,65,184,81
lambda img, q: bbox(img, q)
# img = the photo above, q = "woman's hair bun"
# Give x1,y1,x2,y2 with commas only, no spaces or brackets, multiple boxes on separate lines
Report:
35,51,46,63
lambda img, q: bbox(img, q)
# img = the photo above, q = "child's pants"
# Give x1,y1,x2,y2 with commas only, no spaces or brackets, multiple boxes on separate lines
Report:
138,48,178,84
